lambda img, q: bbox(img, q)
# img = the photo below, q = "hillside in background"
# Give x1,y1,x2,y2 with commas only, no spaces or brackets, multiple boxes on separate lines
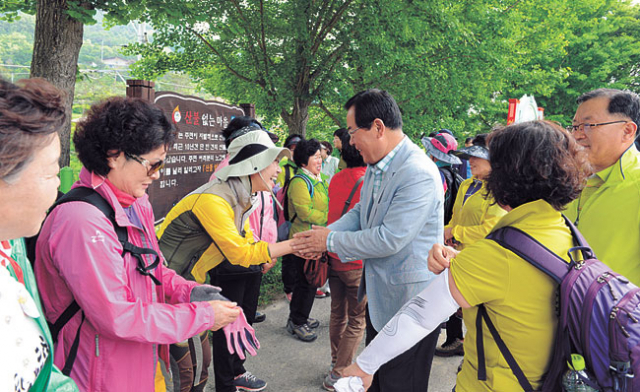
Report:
0,12,203,117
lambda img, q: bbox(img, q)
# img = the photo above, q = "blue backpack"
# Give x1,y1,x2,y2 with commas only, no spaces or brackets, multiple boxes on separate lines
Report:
275,173,314,241
481,216,639,392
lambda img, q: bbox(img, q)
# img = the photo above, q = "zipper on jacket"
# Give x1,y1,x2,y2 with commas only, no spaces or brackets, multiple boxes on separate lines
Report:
95,334,100,357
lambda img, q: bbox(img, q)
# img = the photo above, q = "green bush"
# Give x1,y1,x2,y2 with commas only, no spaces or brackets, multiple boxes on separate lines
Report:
258,258,284,307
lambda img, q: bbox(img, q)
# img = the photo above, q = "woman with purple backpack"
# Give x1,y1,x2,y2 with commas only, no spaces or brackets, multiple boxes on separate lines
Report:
341,121,592,391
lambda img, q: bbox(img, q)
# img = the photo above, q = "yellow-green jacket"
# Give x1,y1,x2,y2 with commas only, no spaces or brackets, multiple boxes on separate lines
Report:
564,145,640,286
287,172,329,238
158,177,271,283
445,177,506,249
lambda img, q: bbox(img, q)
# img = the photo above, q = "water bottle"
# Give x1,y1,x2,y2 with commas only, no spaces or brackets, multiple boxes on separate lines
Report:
562,353,599,391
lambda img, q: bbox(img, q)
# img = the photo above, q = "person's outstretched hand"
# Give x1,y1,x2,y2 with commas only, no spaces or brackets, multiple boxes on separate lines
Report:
292,225,330,254
209,300,240,331
223,308,260,360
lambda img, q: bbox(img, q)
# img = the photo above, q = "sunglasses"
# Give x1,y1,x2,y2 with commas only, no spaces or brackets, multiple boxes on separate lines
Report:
125,153,165,176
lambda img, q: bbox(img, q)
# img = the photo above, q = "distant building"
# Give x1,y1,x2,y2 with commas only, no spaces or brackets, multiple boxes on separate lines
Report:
102,57,134,68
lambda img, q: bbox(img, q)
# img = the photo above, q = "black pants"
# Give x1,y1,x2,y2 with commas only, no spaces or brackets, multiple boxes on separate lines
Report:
365,307,439,392
281,254,297,294
286,254,317,325
209,271,263,392
444,309,464,344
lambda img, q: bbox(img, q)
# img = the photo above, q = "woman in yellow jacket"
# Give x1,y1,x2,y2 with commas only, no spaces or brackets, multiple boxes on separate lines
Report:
158,122,295,392
436,134,507,357
284,138,329,342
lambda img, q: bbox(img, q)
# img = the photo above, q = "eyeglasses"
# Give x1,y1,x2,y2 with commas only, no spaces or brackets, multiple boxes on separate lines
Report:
125,153,165,176
566,120,628,134
348,125,368,136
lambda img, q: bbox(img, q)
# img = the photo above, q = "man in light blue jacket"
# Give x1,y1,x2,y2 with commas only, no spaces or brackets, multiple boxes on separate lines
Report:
293,89,444,392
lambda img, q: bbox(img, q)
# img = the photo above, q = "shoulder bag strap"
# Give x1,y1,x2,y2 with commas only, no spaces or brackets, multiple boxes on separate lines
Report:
342,177,364,216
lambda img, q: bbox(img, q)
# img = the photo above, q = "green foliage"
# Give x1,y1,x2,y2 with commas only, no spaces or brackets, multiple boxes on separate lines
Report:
3,0,640,143
257,260,284,307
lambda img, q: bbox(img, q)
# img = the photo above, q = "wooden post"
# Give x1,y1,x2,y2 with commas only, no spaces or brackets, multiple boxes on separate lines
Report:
240,103,255,118
126,80,155,102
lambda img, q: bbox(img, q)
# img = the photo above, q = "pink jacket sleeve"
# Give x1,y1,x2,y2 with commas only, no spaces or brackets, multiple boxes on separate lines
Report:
46,203,216,344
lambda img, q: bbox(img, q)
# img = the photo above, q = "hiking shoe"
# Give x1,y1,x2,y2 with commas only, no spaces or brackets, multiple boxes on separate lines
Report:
234,371,267,391
435,338,464,357
286,319,317,342
322,372,340,391
316,289,328,298
307,317,320,329
254,311,266,323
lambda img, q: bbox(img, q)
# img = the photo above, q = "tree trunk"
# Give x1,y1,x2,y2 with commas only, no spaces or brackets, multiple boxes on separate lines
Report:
281,97,310,138
31,0,84,167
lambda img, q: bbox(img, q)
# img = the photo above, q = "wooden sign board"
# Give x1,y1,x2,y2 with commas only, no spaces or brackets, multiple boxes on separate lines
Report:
149,91,245,222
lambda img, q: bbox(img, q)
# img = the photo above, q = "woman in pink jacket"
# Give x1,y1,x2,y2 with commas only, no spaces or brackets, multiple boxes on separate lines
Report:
35,97,241,391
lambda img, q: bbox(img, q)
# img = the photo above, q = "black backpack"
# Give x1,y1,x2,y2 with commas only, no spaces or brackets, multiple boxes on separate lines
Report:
33,187,161,375
439,166,464,224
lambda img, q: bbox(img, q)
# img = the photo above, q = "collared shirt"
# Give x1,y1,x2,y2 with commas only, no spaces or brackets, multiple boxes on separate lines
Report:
564,145,640,286
371,137,405,201
327,137,407,252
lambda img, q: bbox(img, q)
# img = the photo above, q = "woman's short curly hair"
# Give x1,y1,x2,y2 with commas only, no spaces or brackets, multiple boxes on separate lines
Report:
0,78,66,183
293,138,321,168
486,121,590,210
73,97,176,176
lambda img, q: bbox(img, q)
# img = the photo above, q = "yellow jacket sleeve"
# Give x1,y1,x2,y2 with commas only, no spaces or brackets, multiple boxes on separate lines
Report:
193,194,271,268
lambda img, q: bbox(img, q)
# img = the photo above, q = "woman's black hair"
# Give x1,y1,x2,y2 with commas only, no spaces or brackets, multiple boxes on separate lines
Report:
284,134,304,149
222,116,264,148
333,128,348,138
338,130,351,155
73,97,176,176
293,138,321,168
472,133,488,148
486,121,590,210
341,141,365,168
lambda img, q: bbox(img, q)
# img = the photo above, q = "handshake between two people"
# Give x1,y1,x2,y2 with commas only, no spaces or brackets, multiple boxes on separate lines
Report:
290,225,331,260
190,285,260,360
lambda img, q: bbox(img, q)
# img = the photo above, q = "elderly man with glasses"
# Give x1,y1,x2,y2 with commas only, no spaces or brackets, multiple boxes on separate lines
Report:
564,88,640,286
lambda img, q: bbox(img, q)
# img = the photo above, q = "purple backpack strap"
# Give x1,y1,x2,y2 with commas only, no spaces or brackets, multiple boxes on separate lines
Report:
486,225,573,284
562,215,596,260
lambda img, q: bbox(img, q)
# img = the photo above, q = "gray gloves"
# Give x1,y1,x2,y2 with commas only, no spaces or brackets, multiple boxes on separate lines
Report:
190,285,229,302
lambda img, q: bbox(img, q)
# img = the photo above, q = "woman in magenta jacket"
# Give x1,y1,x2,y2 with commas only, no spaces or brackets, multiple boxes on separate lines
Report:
35,98,240,391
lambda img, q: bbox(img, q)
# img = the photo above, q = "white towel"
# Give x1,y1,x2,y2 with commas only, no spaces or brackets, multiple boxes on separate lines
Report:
334,377,365,392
